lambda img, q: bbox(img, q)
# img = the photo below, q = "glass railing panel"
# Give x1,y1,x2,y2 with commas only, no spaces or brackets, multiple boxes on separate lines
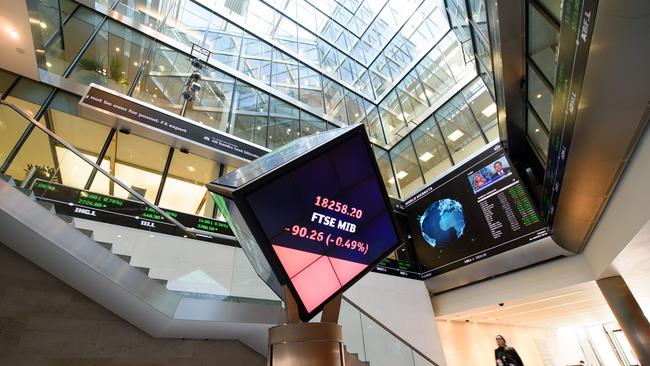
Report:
340,298,438,366
360,310,415,366
339,299,367,360
72,218,280,303
0,104,31,171
412,350,436,366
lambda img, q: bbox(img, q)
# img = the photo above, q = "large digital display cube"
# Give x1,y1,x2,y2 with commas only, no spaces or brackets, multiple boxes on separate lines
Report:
208,125,401,321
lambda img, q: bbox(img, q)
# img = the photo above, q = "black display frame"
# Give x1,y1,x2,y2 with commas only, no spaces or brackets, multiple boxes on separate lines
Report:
402,142,549,277
226,125,403,321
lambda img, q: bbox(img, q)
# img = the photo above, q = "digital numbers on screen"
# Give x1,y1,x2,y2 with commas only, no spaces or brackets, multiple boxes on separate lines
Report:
315,196,363,219
287,224,369,255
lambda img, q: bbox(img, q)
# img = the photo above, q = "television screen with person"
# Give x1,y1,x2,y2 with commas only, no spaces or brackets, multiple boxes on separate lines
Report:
403,143,548,276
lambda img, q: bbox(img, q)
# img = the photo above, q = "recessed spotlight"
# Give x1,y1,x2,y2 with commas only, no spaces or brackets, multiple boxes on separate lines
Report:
46,62,52,68
419,152,434,162
115,47,120,52
481,103,497,117
447,129,464,141
187,165,196,172
535,128,540,133
536,94,542,99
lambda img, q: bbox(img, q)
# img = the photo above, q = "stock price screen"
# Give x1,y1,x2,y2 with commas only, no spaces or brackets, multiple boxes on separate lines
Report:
245,132,400,318
404,144,547,277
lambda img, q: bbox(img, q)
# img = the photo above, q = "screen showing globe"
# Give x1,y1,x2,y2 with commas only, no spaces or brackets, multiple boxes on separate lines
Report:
403,143,548,277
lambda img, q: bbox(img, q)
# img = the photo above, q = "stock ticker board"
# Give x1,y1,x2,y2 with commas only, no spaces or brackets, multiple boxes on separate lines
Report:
31,180,234,243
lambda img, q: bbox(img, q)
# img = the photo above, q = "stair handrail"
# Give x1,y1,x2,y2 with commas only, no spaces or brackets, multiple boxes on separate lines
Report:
0,99,235,242
342,295,441,366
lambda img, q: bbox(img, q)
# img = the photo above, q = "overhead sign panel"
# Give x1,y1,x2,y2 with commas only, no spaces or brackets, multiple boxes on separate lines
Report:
79,84,269,164
209,125,401,321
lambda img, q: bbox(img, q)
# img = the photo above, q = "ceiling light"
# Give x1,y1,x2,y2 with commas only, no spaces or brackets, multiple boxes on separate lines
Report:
396,170,408,180
40,22,47,29
187,165,196,172
117,234,122,238
447,129,464,141
46,62,52,68
29,18,40,24
387,177,395,184
159,65,165,71
535,128,540,133
354,113,359,117
115,47,120,52
419,152,434,162
326,66,332,72
536,94,542,99
481,103,497,117
209,116,214,120
133,62,138,66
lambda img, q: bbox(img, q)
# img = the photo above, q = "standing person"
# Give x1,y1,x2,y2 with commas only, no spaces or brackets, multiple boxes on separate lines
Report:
494,335,524,366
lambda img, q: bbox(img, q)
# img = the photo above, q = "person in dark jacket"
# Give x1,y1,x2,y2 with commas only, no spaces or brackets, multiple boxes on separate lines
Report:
494,335,524,366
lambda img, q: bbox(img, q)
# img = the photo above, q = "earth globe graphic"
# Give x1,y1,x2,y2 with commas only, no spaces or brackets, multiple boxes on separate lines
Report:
418,199,465,248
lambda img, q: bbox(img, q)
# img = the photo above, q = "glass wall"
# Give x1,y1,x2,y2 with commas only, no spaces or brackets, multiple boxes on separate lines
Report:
69,19,153,94
390,137,424,197
11,0,501,203
526,1,559,163
158,150,220,217
41,4,104,76
436,93,487,163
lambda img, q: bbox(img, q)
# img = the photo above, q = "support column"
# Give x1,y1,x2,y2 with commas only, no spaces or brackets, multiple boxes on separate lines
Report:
268,288,344,366
597,275,650,364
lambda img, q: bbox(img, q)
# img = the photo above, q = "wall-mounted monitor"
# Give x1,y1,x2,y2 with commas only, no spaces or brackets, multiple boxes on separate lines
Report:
403,143,550,278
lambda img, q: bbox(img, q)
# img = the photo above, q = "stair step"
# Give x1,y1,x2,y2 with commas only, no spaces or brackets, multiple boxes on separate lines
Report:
77,228,94,239
36,200,56,213
96,241,113,251
151,278,167,287
0,173,16,186
116,254,131,263
18,188,35,199
56,214,74,224
133,266,150,276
